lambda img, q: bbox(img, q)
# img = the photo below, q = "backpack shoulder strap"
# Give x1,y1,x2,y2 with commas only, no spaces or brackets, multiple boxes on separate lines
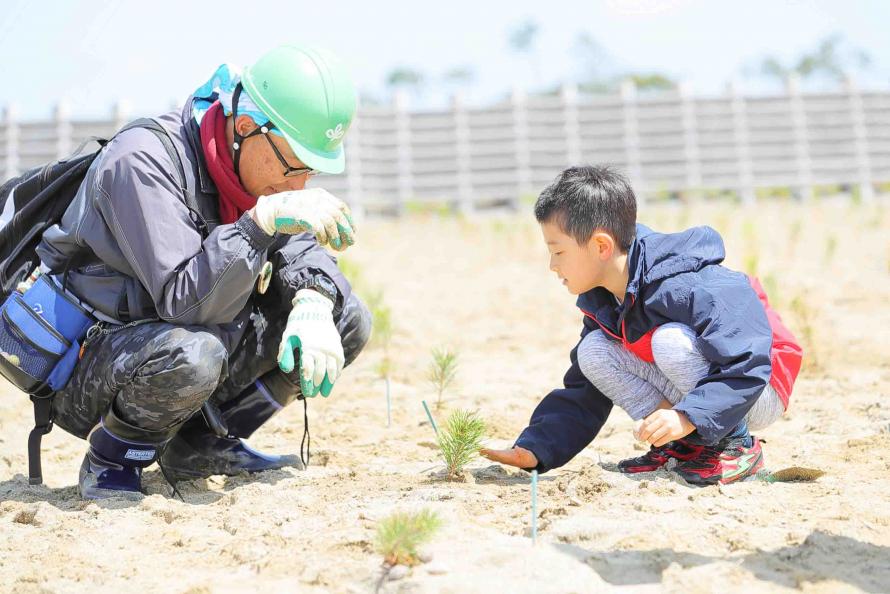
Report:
116,118,208,236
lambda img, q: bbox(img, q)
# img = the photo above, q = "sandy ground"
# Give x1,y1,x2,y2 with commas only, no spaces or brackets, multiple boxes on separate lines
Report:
0,200,888,594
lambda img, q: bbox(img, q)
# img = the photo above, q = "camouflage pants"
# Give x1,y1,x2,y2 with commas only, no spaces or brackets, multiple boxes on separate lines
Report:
52,292,371,439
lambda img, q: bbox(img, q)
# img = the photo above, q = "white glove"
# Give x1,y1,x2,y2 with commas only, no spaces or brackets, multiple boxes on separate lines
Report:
277,289,345,397
253,188,356,251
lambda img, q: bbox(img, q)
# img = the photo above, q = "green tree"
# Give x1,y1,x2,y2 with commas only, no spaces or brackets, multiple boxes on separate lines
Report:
386,67,425,99
759,34,871,84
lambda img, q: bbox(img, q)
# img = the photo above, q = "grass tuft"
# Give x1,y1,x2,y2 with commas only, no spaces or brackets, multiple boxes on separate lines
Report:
375,509,443,566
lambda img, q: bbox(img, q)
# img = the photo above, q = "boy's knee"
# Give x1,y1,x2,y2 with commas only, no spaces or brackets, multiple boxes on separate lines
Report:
577,330,617,376
337,294,372,366
651,323,697,367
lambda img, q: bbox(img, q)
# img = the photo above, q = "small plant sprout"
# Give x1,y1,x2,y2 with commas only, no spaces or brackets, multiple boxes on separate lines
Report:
429,347,458,410
438,409,486,478
789,219,802,249
337,255,364,290
375,509,442,567
367,291,393,427
790,294,819,371
744,251,759,277
369,296,394,426
763,274,780,309
825,233,838,263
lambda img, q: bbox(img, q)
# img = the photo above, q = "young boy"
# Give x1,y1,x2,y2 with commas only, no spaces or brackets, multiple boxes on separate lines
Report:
482,165,802,486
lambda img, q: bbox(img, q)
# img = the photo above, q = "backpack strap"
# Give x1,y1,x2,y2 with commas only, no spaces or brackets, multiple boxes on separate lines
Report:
117,118,208,237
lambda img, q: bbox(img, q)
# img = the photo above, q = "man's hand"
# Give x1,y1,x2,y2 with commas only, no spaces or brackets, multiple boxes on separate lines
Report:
480,446,538,469
252,188,356,250
634,409,695,447
277,289,344,397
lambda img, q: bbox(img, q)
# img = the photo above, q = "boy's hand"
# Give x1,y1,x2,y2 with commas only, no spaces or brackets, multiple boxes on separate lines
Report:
480,446,538,469
634,409,695,447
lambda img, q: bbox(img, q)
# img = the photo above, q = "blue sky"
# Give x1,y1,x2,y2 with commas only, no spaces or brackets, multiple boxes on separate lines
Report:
1,0,888,119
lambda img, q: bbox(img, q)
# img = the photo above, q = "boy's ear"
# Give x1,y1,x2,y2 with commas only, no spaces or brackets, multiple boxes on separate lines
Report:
589,231,616,260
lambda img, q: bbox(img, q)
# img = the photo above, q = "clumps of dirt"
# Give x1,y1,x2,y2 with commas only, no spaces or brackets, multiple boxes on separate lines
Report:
471,465,528,485
12,506,38,525
548,463,611,501
427,468,471,483
844,434,890,466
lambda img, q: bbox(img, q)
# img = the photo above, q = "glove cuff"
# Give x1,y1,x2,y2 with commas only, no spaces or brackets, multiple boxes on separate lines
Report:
292,288,335,310
252,195,276,236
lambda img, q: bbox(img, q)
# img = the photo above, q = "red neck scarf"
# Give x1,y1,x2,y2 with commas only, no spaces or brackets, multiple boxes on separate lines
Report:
199,101,257,224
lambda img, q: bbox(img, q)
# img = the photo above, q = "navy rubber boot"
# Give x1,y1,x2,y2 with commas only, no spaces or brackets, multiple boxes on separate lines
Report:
159,375,303,480
79,410,170,500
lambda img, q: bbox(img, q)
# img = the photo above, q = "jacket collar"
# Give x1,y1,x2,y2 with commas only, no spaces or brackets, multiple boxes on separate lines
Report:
180,95,218,197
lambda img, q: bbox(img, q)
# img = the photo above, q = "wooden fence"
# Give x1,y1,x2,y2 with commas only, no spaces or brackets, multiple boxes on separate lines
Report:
2,78,888,216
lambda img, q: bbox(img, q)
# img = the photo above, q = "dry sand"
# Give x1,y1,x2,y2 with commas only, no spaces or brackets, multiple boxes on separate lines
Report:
1,200,888,593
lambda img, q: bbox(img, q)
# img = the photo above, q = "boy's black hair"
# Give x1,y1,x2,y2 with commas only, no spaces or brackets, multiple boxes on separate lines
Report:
534,165,637,251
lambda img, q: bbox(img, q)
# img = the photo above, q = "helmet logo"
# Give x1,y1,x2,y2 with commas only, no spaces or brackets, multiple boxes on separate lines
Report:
325,123,345,141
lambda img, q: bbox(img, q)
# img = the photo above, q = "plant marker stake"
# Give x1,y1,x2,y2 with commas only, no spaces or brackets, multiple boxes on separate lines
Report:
422,400,439,438
531,469,538,544
385,378,392,428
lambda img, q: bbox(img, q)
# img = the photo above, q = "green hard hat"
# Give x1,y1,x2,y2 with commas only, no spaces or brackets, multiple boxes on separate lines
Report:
242,44,356,174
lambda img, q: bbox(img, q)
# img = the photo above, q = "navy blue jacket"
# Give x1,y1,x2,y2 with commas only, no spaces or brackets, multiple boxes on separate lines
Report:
514,224,773,473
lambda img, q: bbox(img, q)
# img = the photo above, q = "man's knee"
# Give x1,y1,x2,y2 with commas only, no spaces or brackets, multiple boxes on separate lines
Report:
143,327,228,389
119,327,228,429
336,293,372,366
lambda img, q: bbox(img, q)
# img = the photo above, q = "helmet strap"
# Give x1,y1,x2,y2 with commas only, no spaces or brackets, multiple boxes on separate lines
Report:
231,83,263,180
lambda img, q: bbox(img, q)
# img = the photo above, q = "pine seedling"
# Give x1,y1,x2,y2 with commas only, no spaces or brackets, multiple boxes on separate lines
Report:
763,274,780,308
789,219,802,249
790,294,819,371
375,509,443,566
337,255,364,291
370,297,395,426
825,234,838,263
428,347,458,410
744,251,759,277
438,409,486,477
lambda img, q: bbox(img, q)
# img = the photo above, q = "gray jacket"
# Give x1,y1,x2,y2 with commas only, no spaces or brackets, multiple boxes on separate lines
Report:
36,98,351,352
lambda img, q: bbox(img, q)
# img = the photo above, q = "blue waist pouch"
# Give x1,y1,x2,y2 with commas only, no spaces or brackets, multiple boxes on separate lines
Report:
0,275,95,393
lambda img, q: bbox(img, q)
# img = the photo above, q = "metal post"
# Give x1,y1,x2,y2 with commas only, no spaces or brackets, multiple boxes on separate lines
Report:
3,103,19,179
511,87,531,209
679,82,701,198
844,76,875,203
786,74,813,201
452,93,474,214
393,90,412,215
344,114,365,222
561,83,582,166
620,80,644,205
728,80,755,204
54,100,72,159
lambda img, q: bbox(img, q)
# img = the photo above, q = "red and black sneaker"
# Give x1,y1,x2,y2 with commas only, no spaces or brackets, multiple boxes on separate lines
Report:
675,436,764,486
617,439,704,473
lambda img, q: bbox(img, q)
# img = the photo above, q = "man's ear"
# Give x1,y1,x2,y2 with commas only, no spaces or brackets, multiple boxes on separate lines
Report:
235,115,257,136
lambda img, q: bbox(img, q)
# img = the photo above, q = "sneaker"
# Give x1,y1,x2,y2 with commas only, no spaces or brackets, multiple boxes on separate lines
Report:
675,436,764,486
617,439,704,473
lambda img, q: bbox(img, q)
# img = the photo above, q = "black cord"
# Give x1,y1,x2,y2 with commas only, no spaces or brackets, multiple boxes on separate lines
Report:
300,397,310,468
156,457,183,501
